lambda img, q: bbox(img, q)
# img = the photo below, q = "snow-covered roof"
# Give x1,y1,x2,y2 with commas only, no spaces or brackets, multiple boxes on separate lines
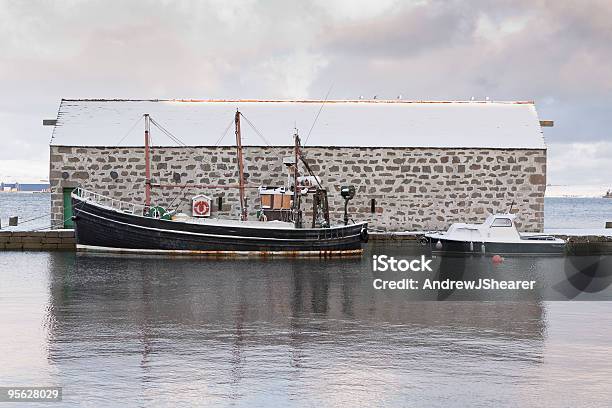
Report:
50,99,546,149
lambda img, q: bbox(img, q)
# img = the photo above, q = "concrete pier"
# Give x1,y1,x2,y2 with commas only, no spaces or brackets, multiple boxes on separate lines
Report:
0,230,75,251
370,231,612,255
1,229,611,254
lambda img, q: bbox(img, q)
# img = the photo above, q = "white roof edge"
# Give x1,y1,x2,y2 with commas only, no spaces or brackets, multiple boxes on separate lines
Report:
58,98,536,104
529,103,548,148
51,99,546,149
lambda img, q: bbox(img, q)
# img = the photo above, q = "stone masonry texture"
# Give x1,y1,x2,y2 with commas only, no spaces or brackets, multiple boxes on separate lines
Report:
50,146,547,232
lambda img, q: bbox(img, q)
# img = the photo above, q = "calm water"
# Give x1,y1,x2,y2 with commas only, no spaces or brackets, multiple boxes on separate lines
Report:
1,194,611,231
1,246,612,407
1,194,612,406
0,193,51,231
544,197,612,229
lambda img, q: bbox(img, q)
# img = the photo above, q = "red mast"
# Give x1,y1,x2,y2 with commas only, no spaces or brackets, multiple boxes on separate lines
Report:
235,111,247,220
144,113,151,207
293,132,302,228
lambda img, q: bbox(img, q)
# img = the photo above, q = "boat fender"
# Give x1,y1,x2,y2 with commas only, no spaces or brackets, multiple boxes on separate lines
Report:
360,228,369,243
481,243,486,253
469,241,474,252
259,214,268,222
435,240,443,250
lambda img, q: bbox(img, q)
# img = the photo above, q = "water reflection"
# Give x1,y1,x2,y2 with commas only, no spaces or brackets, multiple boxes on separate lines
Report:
1,247,609,406
37,248,555,405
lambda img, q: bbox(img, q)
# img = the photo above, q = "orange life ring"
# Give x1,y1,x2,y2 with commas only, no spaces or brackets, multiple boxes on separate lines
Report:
193,200,210,216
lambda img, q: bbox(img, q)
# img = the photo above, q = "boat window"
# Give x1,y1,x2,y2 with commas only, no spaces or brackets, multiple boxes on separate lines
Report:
491,218,512,227
370,198,376,214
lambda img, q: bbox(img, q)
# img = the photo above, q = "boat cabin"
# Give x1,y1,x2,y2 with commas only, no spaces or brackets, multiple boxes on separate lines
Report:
444,214,521,242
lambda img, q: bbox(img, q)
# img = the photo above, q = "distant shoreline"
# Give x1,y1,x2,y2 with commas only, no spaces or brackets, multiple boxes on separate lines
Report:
546,184,611,198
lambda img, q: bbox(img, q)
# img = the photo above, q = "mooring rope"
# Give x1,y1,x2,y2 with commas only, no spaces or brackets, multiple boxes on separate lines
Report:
3,212,50,226
28,196,87,232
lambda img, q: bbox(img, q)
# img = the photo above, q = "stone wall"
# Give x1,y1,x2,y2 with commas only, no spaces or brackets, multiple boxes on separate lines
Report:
50,145,547,232
0,230,75,250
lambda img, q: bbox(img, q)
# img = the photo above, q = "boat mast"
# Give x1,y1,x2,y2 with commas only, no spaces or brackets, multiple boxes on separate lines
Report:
293,132,302,228
144,113,151,207
235,110,247,221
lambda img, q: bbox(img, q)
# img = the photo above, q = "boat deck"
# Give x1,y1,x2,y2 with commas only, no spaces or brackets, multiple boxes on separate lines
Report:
171,216,296,229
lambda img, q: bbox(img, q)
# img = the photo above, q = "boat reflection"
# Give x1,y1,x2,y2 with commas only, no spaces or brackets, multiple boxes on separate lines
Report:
39,248,557,404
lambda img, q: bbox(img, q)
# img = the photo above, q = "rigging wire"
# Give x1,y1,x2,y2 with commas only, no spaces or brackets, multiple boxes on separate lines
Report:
165,117,235,209
214,117,235,146
298,152,323,189
116,115,145,146
239,112,272,146
304,83,334,145
149,117,188,146
165,182,191,210
149,117,186,146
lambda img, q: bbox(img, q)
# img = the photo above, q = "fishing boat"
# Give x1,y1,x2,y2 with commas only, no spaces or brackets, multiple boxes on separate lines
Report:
71,112,368,256
422,213,566,255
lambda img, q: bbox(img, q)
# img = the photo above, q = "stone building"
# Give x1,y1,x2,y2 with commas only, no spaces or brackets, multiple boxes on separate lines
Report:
48,99,548,232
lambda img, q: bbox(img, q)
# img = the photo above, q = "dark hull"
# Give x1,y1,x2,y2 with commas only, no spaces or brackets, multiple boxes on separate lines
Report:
72,197,367,255
423,237,566,255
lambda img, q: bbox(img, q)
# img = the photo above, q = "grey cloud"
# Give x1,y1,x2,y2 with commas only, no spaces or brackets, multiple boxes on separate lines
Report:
0,0,611,185
309,0,612,143
320,2,480,58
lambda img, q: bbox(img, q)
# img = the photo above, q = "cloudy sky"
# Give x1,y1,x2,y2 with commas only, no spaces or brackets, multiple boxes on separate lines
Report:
1,0,611,189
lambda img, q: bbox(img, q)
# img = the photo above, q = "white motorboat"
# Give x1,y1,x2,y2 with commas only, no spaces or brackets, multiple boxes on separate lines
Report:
423,213,566,255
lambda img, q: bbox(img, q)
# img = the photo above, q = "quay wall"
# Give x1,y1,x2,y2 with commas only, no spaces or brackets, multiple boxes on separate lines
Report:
0,230,75,250
2,230,612,255
50,145,547,232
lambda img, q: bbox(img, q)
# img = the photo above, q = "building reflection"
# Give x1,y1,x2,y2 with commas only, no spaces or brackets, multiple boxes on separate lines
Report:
45,249,547,394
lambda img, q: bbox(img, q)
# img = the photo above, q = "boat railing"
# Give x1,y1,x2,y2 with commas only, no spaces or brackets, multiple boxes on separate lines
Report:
521,235,560,241
73,187,146,215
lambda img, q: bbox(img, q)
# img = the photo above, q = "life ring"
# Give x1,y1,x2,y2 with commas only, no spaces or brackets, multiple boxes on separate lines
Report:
193,200,210,216
419,236,429,246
